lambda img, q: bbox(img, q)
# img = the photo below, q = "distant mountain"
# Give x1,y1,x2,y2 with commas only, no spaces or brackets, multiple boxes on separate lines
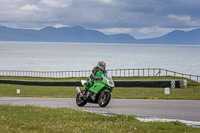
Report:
136,29,200,44
0,26,200,44
0,26,135,43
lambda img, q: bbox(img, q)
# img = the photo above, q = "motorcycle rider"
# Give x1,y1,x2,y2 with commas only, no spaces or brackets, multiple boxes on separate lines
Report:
83,61,107,95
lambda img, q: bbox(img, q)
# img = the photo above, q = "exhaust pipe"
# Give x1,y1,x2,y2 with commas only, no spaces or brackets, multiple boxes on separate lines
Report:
76,87,81,93
76,87,86,99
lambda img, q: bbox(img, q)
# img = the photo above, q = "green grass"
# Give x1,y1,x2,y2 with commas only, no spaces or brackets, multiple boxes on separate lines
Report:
0,105,199,133
0,76,88,81
112,87,200,99
0,75,194,81
0,76,200,99
0,84,76,98
1,76,200,132
0,83,200,100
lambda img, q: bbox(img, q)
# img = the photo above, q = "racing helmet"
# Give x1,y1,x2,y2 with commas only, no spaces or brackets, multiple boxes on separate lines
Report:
97,61,106,71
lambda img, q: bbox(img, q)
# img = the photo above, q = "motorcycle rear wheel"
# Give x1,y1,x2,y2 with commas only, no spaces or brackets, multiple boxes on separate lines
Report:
76,92,87,106
98,91,111,107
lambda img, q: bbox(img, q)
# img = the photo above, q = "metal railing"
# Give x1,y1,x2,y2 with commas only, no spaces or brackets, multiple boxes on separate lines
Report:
0,68,199,82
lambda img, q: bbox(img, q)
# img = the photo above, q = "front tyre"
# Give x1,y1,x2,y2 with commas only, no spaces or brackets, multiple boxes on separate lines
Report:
98,91,111,107
76,92,87,106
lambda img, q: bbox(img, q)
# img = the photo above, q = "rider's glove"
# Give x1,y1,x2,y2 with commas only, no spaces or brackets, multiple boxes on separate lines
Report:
84,82,90,87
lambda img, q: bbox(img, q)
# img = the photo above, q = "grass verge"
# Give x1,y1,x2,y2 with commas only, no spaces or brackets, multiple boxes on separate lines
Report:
0,84,200,99
0,76,200,99
0,75,195,81
0,105,199,133
0,76,88,81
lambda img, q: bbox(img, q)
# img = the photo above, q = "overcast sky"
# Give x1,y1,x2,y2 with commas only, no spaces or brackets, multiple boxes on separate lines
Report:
0,0,200,39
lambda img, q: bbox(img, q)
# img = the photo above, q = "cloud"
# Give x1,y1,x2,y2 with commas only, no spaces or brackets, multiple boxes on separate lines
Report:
97,27,174,39
133,28,173,39
97,28,132,34
53,24,68,28
168,15,191,22
168,14,198,26
99,0,113,3
21,4,40,11
40,0,72,8
1,0,200,38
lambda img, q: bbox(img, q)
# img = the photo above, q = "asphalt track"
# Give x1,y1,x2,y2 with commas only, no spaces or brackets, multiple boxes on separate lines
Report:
0,97,200,123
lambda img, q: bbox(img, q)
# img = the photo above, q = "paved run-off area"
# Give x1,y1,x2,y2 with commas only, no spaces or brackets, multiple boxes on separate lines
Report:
0,97,200,127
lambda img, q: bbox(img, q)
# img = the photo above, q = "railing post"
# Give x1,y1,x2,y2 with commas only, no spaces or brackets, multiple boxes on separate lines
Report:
159,68,161,76
143,68,144,77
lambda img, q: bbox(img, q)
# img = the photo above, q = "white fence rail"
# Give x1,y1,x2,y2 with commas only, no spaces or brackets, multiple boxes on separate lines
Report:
0,68,199,82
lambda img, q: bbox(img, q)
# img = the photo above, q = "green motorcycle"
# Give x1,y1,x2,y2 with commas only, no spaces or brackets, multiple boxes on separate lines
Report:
76,75,114,107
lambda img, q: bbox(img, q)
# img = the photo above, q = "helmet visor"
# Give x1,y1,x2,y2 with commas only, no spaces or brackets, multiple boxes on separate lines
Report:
101,65,106,70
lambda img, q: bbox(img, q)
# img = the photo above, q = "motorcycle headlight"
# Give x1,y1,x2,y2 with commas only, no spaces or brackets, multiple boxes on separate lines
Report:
107,79,114,87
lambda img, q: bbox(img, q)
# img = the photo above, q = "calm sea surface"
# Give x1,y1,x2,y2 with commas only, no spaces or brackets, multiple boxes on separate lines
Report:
0,41,200,75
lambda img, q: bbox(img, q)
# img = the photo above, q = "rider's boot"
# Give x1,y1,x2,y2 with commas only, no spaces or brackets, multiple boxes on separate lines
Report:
83,81,91,95
83,88,87,95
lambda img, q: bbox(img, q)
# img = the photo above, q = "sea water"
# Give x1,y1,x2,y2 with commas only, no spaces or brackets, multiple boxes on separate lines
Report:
0,41,200,75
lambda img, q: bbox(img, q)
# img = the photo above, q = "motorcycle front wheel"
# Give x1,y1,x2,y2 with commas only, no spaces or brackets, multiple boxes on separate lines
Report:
76,92,87,106
98,91,111,107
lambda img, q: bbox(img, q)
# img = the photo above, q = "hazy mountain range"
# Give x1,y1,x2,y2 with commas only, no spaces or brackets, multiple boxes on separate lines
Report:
0,26,200,44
